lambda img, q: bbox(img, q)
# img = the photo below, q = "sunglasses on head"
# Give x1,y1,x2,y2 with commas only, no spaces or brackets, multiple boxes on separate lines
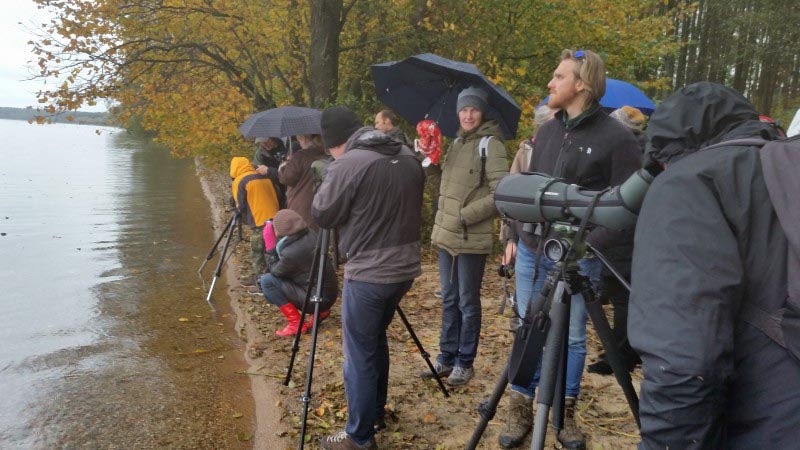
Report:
573,50,585,60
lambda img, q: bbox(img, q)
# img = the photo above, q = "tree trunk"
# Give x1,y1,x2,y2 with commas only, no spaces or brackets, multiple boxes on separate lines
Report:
309,0,345,107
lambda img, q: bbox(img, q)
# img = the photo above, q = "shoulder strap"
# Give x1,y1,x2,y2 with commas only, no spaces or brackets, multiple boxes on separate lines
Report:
478,136,493,184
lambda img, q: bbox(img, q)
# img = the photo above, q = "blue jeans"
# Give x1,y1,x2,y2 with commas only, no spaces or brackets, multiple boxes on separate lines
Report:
510,241,602,398
259,273,288,307
342,278,413,445
437,250,487,368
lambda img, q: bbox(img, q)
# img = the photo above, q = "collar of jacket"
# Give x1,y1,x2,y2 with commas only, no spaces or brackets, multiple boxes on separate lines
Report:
457,119,503,141
558,102,602,131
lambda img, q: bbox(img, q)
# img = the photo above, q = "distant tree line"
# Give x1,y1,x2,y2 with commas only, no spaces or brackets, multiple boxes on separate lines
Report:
0,107,111,126
28,0,799,161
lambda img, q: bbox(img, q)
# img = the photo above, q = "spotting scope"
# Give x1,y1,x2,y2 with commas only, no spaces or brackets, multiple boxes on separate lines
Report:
494,169,656,231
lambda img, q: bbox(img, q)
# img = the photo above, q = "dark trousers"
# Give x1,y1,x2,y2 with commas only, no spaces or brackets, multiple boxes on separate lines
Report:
437,250,487,368
342,278,413,445
602,275,639,367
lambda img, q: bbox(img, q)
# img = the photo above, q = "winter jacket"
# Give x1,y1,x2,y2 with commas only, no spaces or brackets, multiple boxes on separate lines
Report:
507,104,641,271
385,126,413,148
629,82,796,450
278,143,328,230
312,127,424,284
252,140,287,170
431,120,509,255
267,229,338,312
230,157,280,228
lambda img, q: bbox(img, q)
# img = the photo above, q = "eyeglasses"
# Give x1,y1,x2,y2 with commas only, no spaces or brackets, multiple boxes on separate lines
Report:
573,50,585,60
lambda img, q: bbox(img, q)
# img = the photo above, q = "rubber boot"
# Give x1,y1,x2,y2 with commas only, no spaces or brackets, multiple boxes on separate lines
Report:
556,397,586,450
498,391,533,448
275,304,301,337
301,309,331,334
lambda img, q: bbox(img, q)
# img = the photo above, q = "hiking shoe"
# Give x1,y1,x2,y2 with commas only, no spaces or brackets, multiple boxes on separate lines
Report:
319,431,377,450
498,391,533,448
239,276,258,287
447,366,474,386
556,397,586,450
419,361,452,379
246,285,262,295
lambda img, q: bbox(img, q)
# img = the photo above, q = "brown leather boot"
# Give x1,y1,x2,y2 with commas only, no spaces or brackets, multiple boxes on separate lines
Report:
556,396,586,450
498,391,533,448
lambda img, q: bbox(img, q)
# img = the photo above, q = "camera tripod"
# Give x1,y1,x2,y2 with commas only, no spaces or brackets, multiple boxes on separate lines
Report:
283,228,450,450
198,209,242,304
467,238,640,450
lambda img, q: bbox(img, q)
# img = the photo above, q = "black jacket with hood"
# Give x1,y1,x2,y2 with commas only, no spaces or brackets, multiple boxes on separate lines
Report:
312,127,424,284
629,82,798,449
267,229,338,312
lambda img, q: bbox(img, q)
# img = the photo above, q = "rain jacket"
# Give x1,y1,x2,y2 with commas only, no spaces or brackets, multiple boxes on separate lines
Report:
230,157,280,228
431,120,509,255
266,229,338,313
278,143,328,230
312,127,424,284
629,82,797,449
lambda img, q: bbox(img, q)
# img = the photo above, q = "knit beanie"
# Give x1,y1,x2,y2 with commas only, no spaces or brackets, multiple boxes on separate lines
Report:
320,106,361,150
457,86,489,113
272,209,307,237
610,106,646,131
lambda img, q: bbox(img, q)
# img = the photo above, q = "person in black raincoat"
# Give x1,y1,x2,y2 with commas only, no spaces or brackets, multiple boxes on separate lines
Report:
629,82,799,449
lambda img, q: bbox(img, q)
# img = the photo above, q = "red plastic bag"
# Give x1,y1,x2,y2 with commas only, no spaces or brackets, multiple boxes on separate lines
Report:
415,119,442,165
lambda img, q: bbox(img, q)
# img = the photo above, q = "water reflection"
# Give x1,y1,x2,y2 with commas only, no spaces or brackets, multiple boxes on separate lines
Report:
0,121,253,448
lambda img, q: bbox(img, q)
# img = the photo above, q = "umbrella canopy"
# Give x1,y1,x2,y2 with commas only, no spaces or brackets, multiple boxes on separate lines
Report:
539,78,656,116
371,53,522,139
239,106,322,139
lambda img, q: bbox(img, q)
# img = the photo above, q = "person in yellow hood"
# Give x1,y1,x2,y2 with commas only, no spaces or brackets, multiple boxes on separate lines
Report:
230,156,280,293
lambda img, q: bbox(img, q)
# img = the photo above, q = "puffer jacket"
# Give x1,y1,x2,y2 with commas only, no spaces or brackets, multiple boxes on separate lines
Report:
268,229,338,312
230,157,280,227
431,120,509,255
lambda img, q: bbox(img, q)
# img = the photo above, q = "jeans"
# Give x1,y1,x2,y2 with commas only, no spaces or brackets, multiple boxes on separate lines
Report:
437,250,487,368
342,278,413,445
510,240,602,398
259,273,288,307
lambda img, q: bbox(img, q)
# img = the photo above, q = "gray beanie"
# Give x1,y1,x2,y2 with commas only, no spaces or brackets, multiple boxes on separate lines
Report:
457,86,488,113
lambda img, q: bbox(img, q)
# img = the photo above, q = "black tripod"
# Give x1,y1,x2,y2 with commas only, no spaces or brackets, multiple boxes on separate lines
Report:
467,237,640,450
198,210,242,303
284,228,449,450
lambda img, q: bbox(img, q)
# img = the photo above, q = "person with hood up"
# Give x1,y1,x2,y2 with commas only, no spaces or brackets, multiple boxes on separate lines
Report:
278,133,328,229
230,156,280,293
629,82,798,449
499,50,641,449
313,106,424,450
259,209,338,337
425,86,510,387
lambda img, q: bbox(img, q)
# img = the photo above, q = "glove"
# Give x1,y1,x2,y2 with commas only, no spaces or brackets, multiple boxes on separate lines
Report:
641,151,663,178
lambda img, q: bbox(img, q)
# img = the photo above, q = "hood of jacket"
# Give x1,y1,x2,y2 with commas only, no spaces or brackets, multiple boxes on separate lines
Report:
230,156,255,178
457,119,503,141
646,82,777,164
343,126,404,156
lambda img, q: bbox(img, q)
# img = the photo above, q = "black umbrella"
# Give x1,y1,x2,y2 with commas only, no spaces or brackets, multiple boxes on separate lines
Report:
239,106,322,139
371,53,521,139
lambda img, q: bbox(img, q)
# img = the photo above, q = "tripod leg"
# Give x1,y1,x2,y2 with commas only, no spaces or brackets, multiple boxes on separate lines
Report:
284,229,325,386
531,279,571,450
297,229,330,450
205,213,239,303
583,281,640,427
466,362,509,450
550,291,571,434
198,212,236,273
396,306,449,397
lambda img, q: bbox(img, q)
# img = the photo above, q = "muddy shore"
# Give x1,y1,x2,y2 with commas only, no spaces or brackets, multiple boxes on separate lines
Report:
197,161,641,450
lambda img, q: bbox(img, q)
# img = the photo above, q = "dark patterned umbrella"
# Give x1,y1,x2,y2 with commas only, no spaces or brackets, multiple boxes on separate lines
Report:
239,106,322,138
371,53,521,139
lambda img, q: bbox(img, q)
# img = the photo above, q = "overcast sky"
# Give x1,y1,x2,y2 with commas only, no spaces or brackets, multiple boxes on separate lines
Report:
0,1,105,111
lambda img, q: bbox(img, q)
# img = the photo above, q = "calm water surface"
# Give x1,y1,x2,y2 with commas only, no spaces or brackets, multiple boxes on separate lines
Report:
0,119,254,449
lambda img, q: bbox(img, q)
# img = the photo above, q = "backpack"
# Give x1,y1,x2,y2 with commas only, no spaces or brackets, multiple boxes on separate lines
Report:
452,135,494,184
703,135,800,361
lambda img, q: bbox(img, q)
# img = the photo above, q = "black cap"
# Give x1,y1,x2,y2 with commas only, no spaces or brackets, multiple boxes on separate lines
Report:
320,106,361,150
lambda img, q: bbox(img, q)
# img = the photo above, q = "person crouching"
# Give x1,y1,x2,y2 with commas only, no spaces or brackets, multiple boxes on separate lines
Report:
260,209,338,337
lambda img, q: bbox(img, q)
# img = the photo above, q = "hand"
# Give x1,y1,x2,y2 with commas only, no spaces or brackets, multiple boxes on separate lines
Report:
256,165,269,175
641,152,664,178
503,241,517,267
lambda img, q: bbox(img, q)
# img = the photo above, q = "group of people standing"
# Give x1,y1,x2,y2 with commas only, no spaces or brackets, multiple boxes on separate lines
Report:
227,46,797,450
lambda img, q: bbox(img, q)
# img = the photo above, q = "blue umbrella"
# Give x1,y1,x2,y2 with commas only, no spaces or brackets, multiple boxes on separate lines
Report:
371,53,522,139
239,106,322,139
539,78,656,116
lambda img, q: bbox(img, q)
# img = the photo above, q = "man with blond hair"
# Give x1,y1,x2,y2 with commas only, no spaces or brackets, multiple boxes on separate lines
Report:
500,50,641,449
